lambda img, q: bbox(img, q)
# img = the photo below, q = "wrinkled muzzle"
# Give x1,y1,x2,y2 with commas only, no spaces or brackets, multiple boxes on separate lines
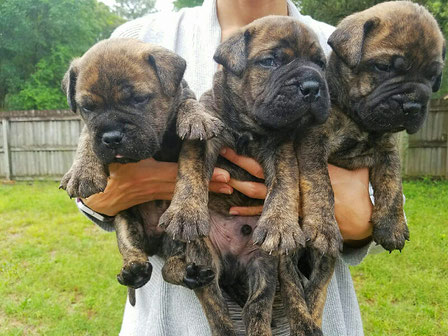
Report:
253,61,330,130
356,82,432,134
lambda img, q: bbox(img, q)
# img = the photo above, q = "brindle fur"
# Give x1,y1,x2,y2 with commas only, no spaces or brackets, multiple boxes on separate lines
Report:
59,38,229,313
297,1,445,322
160,16,330,335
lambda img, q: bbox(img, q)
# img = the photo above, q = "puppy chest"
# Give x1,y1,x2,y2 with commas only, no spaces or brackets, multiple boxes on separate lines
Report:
328,131,376,169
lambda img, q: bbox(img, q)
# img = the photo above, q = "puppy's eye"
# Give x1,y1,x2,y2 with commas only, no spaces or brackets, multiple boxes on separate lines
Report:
315,59,326,70
258,57,278,68
81,106,94,113
373,63,391,73
131,95,150,105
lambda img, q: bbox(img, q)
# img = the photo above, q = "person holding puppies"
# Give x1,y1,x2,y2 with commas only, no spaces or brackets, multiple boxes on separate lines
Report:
77,0,376,335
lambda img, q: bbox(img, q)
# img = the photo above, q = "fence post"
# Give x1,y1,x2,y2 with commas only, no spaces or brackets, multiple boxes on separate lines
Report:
2,118,12,180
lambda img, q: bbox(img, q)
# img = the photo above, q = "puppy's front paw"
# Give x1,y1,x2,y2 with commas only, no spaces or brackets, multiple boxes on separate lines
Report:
183,263,215,289
117,261,153,289
372,213,409,252
252,215,305,254
159,202,210,241
177,109,224,140
60,163,107,198
302,215,342,258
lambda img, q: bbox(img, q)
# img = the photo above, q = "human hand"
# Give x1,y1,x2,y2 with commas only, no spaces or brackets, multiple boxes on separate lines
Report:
82,158,233,216
221,148,373,243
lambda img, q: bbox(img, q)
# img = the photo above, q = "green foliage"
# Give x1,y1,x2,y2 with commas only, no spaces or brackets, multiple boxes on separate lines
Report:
113,0,156,20
173,0,203,10
294,0,382,26
295,0,448,97
0,0,124,110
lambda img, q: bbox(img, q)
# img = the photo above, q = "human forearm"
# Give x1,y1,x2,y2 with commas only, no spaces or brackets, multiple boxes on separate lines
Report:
82,158,233,216
328,164,373,245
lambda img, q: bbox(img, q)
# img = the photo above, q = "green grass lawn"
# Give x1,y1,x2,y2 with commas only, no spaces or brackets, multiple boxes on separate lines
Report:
0,180,447,335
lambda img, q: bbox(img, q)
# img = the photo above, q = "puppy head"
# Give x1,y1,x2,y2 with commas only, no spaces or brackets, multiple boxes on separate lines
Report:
214,16,330,131
328,1,445,134
62,38,186,164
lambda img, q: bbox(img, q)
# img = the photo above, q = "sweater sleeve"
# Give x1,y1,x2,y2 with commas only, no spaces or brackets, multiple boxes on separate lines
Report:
75,198,116,232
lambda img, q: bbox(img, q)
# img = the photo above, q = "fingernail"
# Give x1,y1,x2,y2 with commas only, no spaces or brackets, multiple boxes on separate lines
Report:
216,174,228,183
219,187,232,195
229,209,239,215
220,148,227,155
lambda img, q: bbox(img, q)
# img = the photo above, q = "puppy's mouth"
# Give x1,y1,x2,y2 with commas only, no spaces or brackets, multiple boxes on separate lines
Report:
252,63,330,130
253,80,329,130
355,83,431,134
94,146,156,165
113,154,140,164
356,97,428,134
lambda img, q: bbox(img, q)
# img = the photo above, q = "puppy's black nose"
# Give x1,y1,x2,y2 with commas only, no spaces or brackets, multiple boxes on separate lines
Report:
300,80,320,103
102,131,123,148
402,102,422,116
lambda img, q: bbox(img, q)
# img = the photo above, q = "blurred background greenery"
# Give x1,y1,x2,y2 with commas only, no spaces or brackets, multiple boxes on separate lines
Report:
0,0,446,111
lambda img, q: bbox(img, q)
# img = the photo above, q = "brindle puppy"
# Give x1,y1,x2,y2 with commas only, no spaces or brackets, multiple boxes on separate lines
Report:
60,38,225,308
159,16,330,335
296,1,445,324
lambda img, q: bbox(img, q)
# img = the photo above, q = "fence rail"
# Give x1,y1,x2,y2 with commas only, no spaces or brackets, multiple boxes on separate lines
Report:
1,100,448,180
0,110,82,180
403,98,448,178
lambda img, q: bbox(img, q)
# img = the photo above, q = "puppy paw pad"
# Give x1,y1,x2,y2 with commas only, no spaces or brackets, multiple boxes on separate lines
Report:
117,261,153,289
183,263,215,289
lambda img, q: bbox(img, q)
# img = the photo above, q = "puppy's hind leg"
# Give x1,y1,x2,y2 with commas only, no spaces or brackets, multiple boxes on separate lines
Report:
243,253,278,336
163,238,236,336
114,214,153,296
278,254,321,336
304,251,336,327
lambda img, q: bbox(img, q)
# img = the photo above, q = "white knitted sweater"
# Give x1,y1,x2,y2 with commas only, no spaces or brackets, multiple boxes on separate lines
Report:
109,1,374,335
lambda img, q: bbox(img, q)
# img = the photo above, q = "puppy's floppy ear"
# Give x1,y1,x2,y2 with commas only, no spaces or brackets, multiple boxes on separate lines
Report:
62,58,80,113
214,30,250,76
147,48,186,97
433,42,446,92
328,16,380,68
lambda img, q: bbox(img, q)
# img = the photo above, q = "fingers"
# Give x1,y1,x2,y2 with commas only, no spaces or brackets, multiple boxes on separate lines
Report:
229,205,263,216
220,147,264,179
211,167,230,183
227,178,267,199
209,182,233,194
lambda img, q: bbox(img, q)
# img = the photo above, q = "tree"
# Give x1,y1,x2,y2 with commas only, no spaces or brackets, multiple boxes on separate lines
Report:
294,0,384,26
113,0,156,20
0,0,124,110
173,0,203,10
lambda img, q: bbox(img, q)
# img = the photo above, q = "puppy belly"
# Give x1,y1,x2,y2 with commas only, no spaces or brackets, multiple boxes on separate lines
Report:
208,210,260,265
138,201,169,237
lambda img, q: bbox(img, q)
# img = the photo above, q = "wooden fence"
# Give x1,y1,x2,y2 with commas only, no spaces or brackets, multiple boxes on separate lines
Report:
1,100,448,180
403,98,448,178
0,110,82,180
